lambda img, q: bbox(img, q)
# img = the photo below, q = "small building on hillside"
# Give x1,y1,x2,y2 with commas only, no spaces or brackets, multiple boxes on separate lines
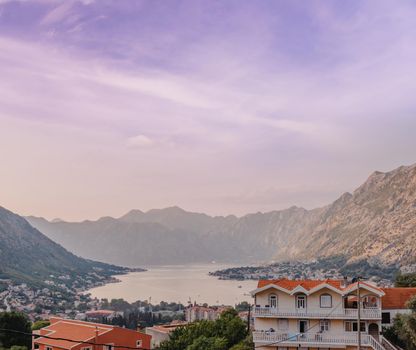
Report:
33,317,151,350
185,304,230,322
85,309,122,322
145,321,187,349
380,287,416,326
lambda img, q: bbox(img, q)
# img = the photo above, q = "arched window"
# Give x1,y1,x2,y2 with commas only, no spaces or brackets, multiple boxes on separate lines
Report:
269,294,278,308
320,293,332,308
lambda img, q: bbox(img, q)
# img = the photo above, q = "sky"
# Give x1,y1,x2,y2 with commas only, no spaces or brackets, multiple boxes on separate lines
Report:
1,0,416,221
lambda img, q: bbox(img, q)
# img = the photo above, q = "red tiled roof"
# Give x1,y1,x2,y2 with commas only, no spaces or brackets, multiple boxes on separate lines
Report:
257,279,343,290
257,279,383,293
35,319,113,349
381,288,416,309
148,324,182,334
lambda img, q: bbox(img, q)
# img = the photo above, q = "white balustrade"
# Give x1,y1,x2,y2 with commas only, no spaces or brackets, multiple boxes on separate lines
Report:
253,306,381,319
253,331,386,350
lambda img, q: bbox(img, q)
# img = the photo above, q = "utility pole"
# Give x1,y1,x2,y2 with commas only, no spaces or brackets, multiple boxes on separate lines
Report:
357,278,361,350
247,304,251,335
94,326,99,350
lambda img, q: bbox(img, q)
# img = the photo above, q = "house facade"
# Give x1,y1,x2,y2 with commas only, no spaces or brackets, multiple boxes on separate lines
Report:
145,322,187,349
251,279,403,350
33,317,151,350
380,287,416,326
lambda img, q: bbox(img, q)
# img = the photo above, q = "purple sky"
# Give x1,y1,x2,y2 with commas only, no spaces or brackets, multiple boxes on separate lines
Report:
1,0,416,221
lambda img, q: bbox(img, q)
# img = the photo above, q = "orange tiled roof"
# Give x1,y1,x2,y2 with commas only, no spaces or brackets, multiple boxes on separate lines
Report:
257,279,343,290
148,324,182,334
35,319,113,349
257,279,383,293
381,288,416,309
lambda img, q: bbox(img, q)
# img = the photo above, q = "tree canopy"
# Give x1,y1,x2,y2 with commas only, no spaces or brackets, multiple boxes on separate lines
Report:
0,312,31,349
385,295,416,350
395,272,416,287
158,309,250,350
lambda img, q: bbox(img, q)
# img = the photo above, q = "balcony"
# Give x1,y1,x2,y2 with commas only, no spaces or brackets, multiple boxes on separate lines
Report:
253,332,385,350
253,306,381,319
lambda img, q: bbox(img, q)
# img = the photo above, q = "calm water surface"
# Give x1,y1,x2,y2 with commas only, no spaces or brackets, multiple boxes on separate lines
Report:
88,264,257,305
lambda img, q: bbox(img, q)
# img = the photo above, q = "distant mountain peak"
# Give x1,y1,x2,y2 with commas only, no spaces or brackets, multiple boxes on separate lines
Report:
23,162,416,269
51,218,64,223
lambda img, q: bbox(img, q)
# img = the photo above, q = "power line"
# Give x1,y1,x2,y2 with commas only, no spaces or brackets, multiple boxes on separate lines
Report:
253,299,344,348
0,328,147,350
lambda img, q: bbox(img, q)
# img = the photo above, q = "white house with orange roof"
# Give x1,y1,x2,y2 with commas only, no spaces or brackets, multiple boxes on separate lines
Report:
380,287,416,326
250,278,403,350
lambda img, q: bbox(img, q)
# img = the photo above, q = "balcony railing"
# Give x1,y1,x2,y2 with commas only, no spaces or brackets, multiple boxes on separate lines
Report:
253,306,381,319
253,331,382,349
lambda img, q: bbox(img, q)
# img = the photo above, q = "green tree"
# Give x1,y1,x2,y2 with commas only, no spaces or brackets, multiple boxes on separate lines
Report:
390,296,416,350
395,273,416,287
31,320,50,331
110,298,131,311
234,302,250,312
186,336,227,350
0,312,31,349
158,308,247,350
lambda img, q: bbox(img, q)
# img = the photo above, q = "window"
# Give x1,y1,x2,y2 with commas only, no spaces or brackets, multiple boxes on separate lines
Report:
320,294,332,308
269,294,278,308
345,321,366,332
296,294,306,309
278,318,289,330
46,347,52,350
103,345,114,350
136,340,143,348
382,312,391,324
319,320,330,332
363,295,378,308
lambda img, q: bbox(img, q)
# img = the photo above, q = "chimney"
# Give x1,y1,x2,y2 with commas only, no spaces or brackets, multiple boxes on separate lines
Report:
341,276,348,288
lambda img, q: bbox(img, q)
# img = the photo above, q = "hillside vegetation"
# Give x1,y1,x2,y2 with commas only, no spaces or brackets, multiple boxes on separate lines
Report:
0,206,128,288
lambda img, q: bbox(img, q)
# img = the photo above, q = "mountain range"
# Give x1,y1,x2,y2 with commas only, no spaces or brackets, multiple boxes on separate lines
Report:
0,206,128,288
26,163,416,270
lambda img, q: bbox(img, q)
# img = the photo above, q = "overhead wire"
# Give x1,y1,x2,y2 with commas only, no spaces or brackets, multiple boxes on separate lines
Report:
0,328,146,350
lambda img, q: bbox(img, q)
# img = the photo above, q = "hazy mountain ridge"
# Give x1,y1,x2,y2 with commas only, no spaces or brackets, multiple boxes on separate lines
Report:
285,164,416,266
26,163,416,269
0,206,128,288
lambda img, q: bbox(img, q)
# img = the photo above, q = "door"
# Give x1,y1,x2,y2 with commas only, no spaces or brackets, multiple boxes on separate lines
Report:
369,323,379,340
269,294,278,308
296,295,306,310
299,320,308,333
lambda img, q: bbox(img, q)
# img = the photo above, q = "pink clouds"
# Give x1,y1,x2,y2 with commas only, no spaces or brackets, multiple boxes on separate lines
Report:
0,1,416,220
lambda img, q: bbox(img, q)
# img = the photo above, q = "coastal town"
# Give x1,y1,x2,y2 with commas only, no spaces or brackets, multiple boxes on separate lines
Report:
13,275,416,350
2,1,416,350
209,258,397,288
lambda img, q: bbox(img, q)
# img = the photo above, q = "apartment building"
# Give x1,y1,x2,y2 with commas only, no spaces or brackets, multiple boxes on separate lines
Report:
250,279,408,350
33,317,151,350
